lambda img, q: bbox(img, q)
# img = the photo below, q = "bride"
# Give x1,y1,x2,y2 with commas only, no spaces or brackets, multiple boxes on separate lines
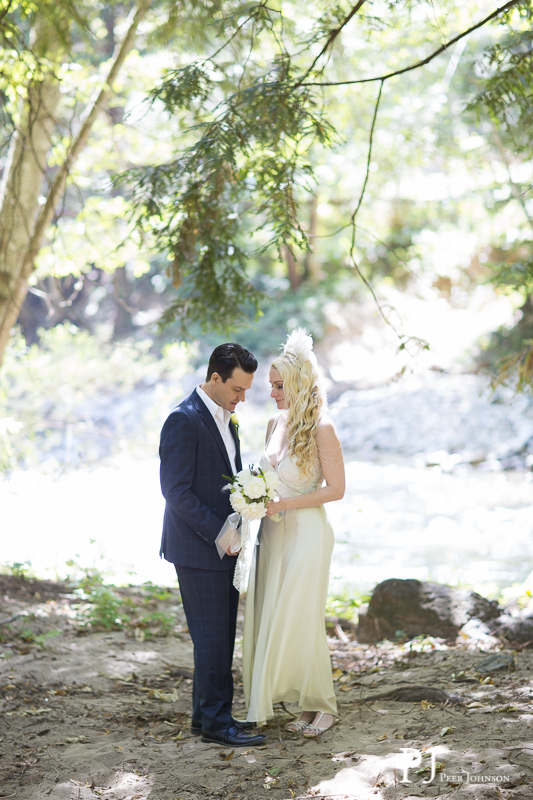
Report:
242,329,345,737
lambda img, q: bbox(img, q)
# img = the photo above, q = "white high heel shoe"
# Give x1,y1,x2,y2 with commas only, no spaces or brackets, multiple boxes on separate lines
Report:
285,713,312,733
302,712,337,738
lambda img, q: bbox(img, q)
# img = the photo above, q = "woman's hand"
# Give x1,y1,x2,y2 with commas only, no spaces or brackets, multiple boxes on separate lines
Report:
266,496,287,516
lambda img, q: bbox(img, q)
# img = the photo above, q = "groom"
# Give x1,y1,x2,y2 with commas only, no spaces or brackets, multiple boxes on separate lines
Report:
159,343,265,746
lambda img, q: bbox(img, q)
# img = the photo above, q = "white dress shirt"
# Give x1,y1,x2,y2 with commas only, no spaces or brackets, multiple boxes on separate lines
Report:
196,385,237,474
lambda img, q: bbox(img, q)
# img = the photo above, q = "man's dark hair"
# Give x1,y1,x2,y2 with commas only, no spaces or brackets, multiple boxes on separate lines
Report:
206,343,258,382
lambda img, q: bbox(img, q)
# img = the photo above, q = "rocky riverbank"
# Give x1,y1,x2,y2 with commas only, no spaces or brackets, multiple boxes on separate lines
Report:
332,371,533,472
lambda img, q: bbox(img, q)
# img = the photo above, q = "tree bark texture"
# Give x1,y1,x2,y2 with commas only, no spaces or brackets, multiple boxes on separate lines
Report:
0,0,150,368
0,76,61,360
284,245,303,290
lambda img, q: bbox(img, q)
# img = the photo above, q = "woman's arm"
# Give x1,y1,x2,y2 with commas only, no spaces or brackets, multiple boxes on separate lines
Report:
265,418,345,515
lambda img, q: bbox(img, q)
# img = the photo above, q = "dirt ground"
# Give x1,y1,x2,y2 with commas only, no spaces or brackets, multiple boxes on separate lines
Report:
1,575,533,800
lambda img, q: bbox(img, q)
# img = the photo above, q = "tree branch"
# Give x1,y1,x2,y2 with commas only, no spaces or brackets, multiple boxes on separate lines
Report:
348,79,396,332
23,0,151,276
351,79,383,224
304,0,523,88
298,0,367,83
0,1,150,369
0,0,16,25
0,613,25,626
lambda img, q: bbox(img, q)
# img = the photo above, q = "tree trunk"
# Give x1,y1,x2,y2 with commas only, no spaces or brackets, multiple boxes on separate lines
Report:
0,75,61,353
0,0,150,369
113,267,135,338
284,245,303,290
304,195,320,283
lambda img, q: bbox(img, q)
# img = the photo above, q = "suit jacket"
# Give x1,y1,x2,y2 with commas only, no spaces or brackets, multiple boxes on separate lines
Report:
159,388,243,571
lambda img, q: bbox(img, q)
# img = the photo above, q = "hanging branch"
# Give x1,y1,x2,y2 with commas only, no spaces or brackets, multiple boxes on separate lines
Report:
303,0,523,87
348,80,394,330
347,79,429,353
351,79,383,226
124,0,527,337
296,0,367,84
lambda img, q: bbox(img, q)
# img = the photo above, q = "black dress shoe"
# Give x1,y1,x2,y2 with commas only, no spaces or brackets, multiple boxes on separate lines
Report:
201,725,266,747
191,718,255,734
232,718,255,730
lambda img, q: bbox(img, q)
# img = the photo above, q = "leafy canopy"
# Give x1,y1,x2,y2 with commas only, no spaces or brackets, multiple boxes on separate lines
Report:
123,0,531,335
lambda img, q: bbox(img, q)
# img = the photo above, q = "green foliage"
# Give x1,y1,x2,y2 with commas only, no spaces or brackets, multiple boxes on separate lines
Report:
71,564,178,635
3,0,533,380
128,609,176,638
325,589,370,620
0,324,192,472
478,292,533,392
68,562,124,630
492,340,533,393
17,627,61,647
141,581,173,603
84,584,124,630
471,26,533,155
33,628,61,647
189,274,350,359
2,561,32,580
18,626,36,642
0,0,104,116
1,0,242,333
116,0,533,337
123,3,340,334
492,258,533,295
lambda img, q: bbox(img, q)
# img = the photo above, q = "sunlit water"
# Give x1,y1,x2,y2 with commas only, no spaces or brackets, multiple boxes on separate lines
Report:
2,451,532,599
327,455,533,598
3,286,532,599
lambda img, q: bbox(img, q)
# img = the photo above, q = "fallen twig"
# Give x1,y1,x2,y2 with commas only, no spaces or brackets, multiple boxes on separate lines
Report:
333,623,349,644
279,701,296,718
0,613,26,626
325,616,357,633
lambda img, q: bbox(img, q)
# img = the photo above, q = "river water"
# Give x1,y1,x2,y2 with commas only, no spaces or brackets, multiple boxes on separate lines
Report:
328,454,533,598
4,285,532,598
2,449,532,600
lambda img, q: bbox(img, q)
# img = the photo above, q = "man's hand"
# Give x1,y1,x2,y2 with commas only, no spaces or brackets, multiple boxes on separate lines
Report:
224,528,242,555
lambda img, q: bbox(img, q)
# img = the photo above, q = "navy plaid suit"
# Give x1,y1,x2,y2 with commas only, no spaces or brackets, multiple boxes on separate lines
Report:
159,389,243,732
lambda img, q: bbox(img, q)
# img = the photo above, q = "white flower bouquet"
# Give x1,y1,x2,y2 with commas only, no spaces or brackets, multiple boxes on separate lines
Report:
217,466,282,591
225,466,280,521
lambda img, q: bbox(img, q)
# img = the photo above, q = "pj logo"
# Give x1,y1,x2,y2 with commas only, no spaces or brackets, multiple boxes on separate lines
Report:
397,747,445,784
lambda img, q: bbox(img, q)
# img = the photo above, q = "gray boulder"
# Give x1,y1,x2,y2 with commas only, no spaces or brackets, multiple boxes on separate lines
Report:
490,613,533,645
357,578,501,643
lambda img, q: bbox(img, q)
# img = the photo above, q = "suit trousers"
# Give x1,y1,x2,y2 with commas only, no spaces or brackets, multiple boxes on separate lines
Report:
175,563,239,732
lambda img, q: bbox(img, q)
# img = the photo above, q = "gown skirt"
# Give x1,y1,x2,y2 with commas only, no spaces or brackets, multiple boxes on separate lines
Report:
242,454,337,724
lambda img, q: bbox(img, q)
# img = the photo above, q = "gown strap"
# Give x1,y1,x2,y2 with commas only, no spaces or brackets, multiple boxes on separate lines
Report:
265,412,283,447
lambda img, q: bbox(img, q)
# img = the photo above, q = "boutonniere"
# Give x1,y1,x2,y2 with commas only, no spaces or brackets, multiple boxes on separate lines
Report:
230,412,239,431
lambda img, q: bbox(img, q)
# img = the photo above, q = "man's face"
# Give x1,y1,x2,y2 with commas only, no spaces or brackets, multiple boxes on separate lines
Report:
208,367,255,412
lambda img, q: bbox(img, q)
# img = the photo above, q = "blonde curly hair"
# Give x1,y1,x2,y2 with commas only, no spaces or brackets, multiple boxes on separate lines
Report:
272,336,326,476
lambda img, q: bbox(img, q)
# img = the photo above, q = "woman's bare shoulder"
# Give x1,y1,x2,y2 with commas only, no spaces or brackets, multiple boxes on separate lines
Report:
316,416,341,446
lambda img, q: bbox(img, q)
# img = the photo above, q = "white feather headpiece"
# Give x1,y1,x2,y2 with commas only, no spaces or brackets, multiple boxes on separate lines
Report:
283,328,318,368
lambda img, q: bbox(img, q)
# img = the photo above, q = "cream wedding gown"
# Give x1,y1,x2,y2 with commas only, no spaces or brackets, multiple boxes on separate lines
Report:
242,441,337,724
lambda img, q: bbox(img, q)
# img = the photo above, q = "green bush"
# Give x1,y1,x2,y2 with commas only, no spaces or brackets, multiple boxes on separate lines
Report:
325,590,371,620
0,325,192,473
70,563,178,635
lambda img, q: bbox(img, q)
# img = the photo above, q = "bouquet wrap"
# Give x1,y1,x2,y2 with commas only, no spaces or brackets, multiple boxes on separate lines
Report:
218,465,281,591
